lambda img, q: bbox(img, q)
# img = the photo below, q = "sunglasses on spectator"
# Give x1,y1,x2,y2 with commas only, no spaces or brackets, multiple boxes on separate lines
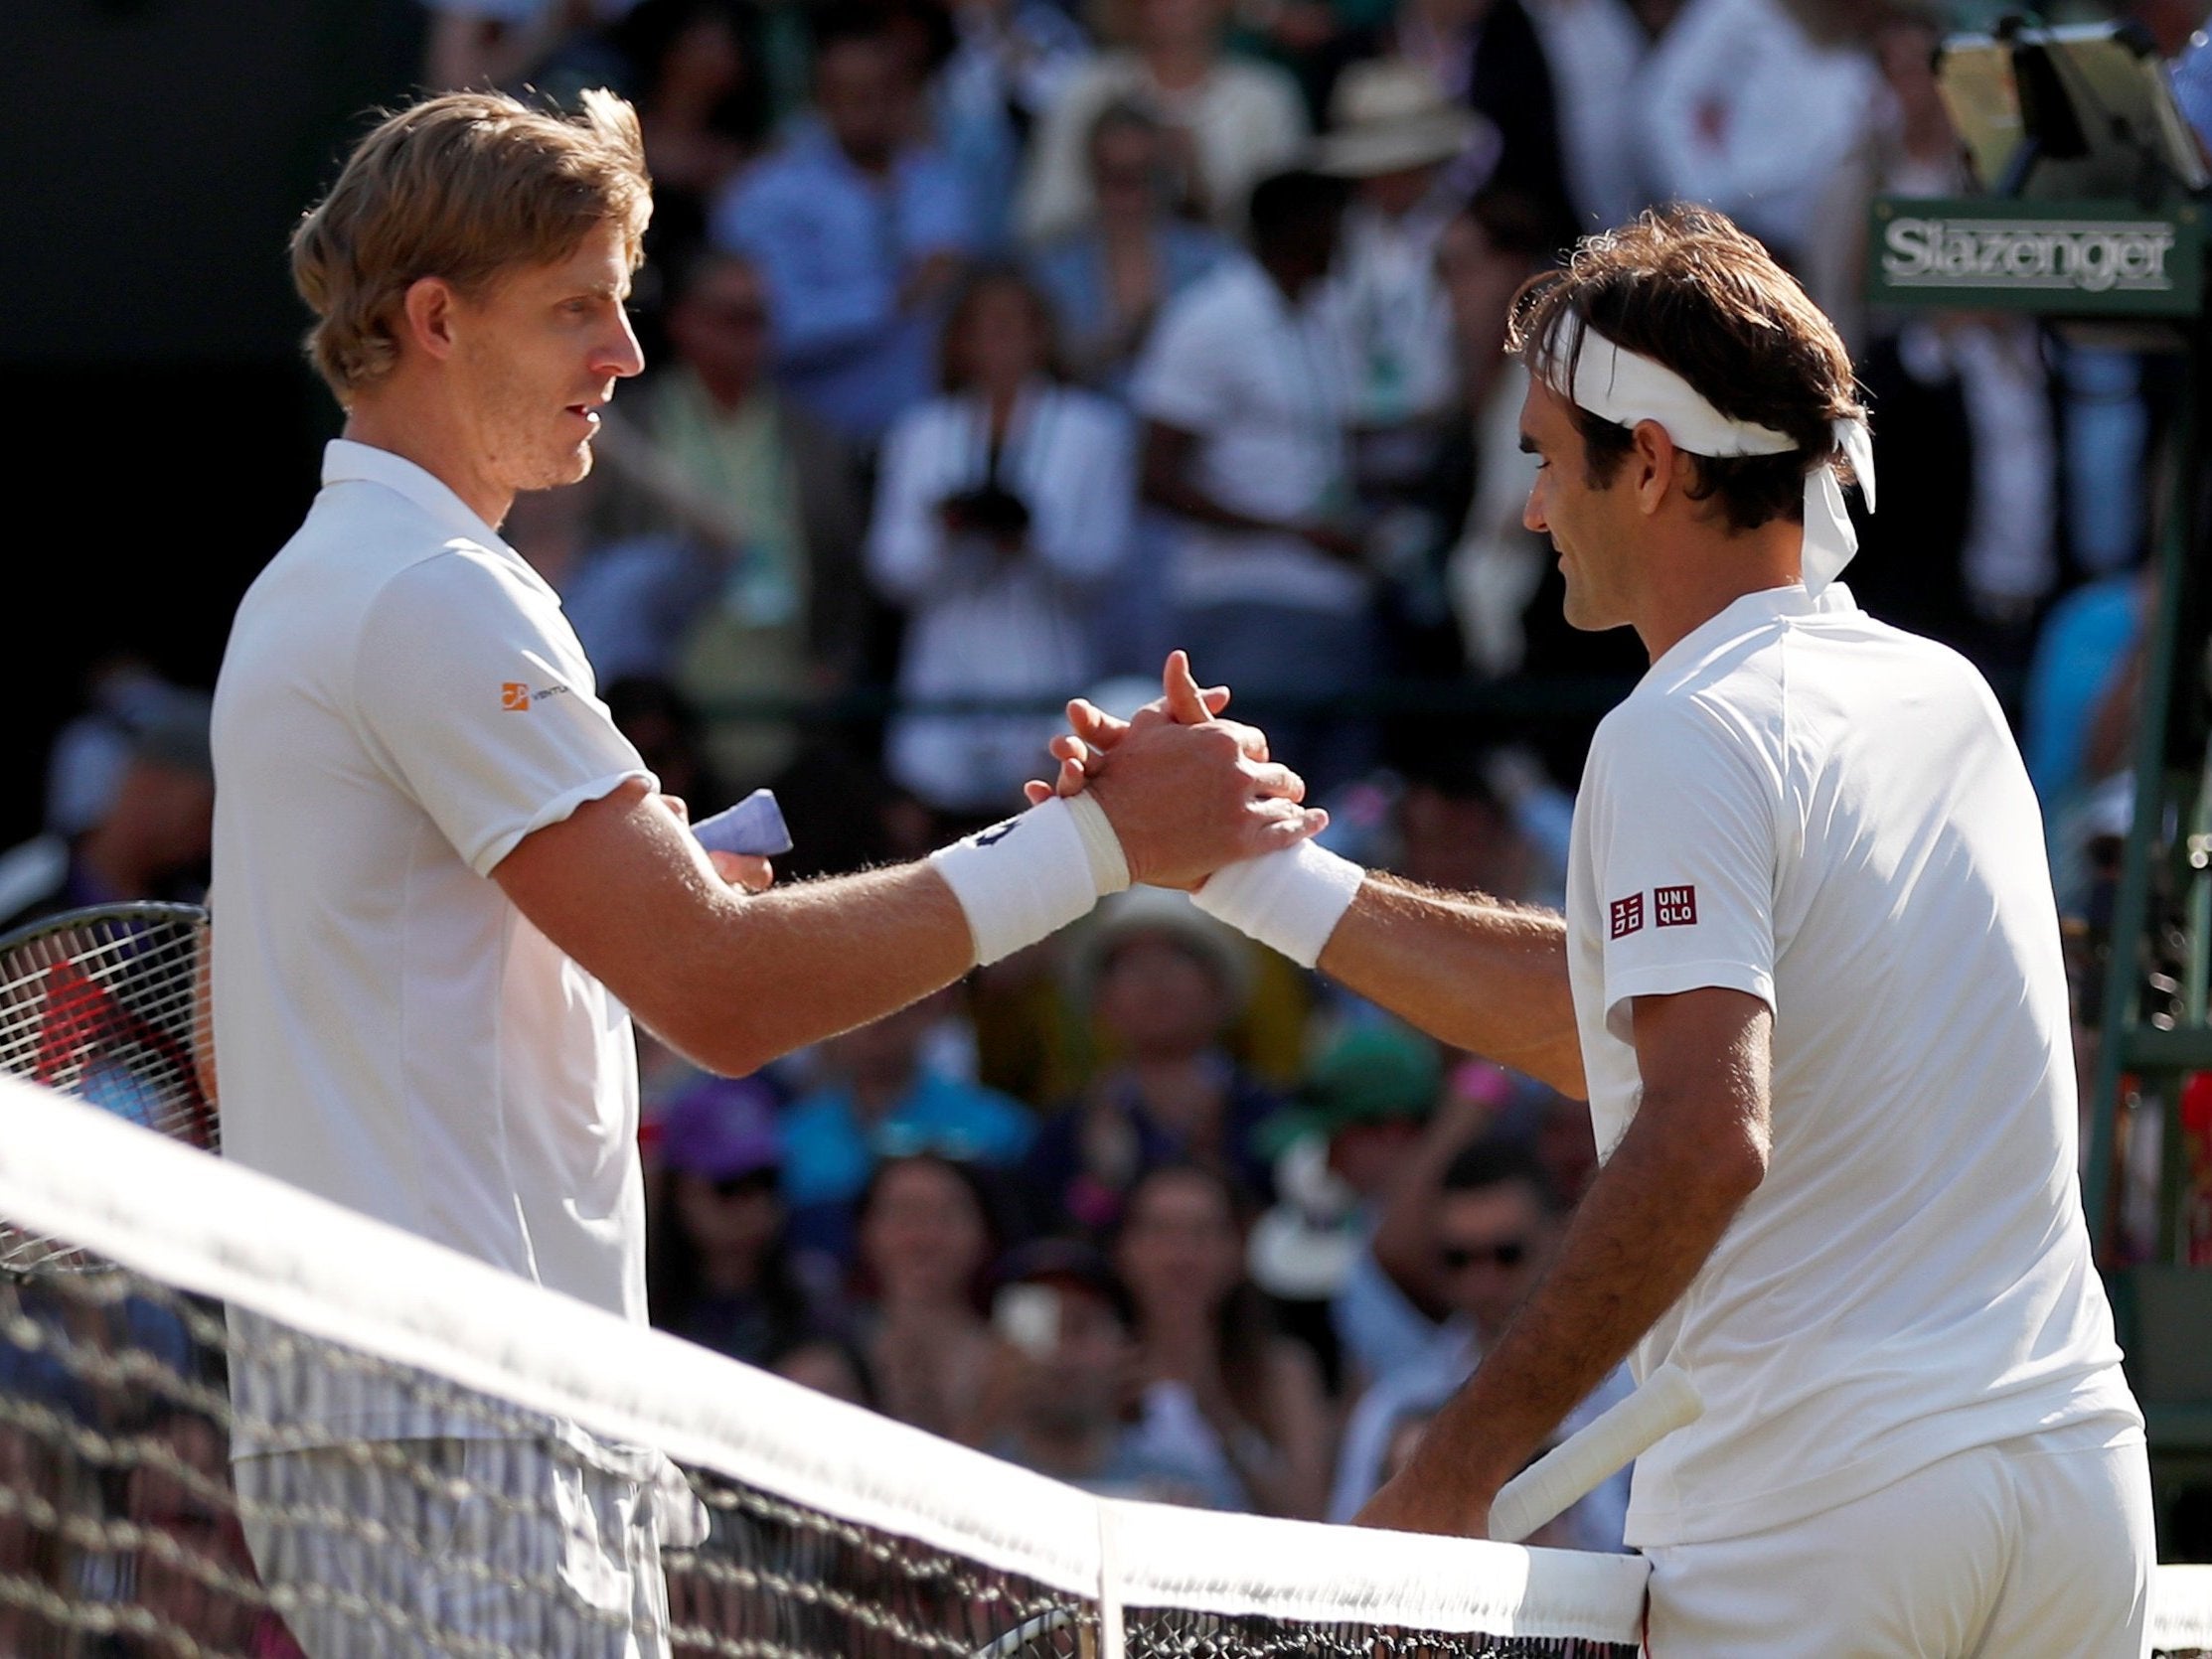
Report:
1439,1238,1528,1271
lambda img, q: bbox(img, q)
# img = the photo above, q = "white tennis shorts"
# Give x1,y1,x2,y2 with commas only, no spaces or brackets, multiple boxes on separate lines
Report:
1643,1425,2153,1657
235,1435,673,1658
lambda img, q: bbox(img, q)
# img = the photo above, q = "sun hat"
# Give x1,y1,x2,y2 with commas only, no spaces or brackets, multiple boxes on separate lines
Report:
1063,885,1257,1015
1313,59,1491,179
1255,1022,1444,1156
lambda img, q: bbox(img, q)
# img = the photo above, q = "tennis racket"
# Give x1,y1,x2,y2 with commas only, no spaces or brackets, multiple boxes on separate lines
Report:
0,901,215,1277
1487,1364,1701,1544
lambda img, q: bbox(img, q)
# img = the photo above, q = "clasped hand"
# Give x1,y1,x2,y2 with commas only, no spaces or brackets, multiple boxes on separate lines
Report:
1023,651,1326,889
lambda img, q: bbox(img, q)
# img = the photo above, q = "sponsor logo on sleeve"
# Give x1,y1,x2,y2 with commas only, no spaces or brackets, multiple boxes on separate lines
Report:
1655,885,1698,927
501,680,571,712
1609,893,1645,940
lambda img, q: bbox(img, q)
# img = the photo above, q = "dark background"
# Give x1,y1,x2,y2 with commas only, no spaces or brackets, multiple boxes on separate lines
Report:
4,0,427,845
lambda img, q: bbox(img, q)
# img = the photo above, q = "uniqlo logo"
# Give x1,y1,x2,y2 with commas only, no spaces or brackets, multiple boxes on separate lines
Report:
1656,884,1698,927
1609,893,1645,939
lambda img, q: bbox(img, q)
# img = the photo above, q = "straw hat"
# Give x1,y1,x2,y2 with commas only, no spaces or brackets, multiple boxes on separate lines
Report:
1313,59,1490,178
1063,886,1256,1015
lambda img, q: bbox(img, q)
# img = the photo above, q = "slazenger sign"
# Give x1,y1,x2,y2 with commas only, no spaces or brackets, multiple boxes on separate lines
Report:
1883,216,2174,293
1866,198,2203,317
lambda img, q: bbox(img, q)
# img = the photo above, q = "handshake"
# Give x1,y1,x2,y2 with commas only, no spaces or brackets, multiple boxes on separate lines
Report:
923,650,1365,977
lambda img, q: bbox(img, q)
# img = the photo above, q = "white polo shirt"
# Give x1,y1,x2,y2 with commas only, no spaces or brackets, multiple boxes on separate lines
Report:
1567,582,2140,1548
213,440,654,1448
1132,257,1366,616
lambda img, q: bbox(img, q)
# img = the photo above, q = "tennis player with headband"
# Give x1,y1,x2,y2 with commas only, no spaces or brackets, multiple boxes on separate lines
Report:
210,89,1322,1656
1039,205,2151,1652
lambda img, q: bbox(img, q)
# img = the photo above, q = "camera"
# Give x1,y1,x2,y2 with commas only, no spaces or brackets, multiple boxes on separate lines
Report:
939,483,1032,544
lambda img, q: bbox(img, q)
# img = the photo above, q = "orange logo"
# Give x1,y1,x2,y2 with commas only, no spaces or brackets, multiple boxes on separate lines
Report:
501,682,531,711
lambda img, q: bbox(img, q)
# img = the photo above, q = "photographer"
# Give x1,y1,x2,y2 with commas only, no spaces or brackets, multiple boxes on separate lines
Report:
867,266,1137,833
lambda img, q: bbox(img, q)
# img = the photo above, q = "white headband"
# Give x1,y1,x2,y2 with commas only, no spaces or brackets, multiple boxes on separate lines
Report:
1535,315,1874,595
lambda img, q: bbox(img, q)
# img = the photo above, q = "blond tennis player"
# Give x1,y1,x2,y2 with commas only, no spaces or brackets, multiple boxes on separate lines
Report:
210,88,1321,1657
1042,206,2151,1654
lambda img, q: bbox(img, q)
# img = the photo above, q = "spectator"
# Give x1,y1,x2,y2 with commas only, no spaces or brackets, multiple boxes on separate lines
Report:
1110,1163,1335,1517
1329,1137,1630,1550
979,1239,1230,1503
1016,0,1310,242
1027,887,1279,1237
1384,743,1563,908
1371,0,1577,249
868,267,1136,830
1317,61,1489,448
781,989,1035,1259
1133,168,1379,800
1626,0,1877,268
1433,191,1650,768
647,1077,848,1365
564,248,868,791
606,0,772,267
1026,100,1235,398
849,1152,1006,1439
1245,1023,1445,1392
0,688,214,934
1520,0,1647,232
712,8,976,447
935,0,1095,251
1314,61,1494,672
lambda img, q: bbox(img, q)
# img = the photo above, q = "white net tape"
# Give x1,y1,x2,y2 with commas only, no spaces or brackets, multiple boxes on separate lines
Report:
0,1079,2205,1657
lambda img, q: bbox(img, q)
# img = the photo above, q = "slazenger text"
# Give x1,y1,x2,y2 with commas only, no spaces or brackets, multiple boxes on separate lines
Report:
1881,217,2176,293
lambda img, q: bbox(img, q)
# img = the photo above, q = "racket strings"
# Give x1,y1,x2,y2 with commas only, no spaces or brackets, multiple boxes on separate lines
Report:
0,907,213,1278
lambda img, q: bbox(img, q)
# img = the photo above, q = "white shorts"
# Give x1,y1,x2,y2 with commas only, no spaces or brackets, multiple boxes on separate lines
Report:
236,1436,672,1658
1644,1428,2153,1658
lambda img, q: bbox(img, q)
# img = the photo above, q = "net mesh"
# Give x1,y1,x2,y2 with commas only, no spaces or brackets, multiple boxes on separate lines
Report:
0,1081,2205,1659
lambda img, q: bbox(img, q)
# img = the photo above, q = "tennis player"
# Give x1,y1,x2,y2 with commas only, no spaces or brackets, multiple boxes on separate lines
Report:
208,89,1321,1657
1042,206,2152,1653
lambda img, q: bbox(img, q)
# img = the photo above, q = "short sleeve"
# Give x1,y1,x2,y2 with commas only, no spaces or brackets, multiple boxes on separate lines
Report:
1581,697,1779,1043
1131,290,1233,434
353,548,653,875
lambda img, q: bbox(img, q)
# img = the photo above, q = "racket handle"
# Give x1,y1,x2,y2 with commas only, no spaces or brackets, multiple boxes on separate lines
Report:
1487,1365,1701,1545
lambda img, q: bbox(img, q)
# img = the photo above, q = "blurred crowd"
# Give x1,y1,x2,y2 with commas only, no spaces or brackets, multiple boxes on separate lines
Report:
9,0,2212,1570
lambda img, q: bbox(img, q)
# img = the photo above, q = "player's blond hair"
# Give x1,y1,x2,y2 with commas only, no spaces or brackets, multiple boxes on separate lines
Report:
290,89,651,401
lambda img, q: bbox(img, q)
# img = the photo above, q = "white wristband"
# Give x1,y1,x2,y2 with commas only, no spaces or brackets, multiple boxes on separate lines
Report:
931,796,1129,966
1192,839,1364,969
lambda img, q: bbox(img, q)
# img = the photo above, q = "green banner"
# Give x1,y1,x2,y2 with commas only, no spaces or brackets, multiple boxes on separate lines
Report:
1866,197,2204,318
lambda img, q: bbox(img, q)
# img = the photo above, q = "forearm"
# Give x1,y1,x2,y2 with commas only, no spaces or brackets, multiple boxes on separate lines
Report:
1318,873,1584,1097
654,864,978,1075
1404,1099,1756,1519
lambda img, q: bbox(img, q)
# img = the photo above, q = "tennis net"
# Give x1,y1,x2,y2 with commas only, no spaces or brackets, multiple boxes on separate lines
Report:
0,1078,2204,1657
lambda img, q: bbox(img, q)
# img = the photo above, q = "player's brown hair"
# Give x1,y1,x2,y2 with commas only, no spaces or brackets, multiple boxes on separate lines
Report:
290,89,651,401
1505,205,1865,533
